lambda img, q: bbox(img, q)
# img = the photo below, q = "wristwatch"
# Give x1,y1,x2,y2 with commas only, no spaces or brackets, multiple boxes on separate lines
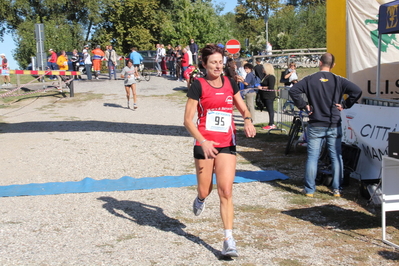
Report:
244,117,253,123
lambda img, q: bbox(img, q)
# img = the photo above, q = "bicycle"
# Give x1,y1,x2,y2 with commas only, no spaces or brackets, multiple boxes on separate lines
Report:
285,109,328,157
285,109,308,155
136,63,150,82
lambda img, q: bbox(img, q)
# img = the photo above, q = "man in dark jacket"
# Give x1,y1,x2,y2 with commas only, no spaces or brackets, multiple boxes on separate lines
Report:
253,58,265,79
289,52,362,198
189,39,198,65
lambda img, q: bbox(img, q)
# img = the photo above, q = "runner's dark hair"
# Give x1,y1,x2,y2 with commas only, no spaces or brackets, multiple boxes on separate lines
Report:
200,44,224,65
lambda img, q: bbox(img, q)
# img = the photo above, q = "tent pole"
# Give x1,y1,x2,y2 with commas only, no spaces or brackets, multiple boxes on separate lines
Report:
376,34,382,98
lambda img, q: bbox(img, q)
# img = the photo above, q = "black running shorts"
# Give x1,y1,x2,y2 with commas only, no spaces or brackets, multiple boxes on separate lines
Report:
193,146,236,160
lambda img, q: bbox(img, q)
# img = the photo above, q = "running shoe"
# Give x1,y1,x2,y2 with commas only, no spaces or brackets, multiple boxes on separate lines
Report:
302,189,314,197
221,237,238,257
193,197,205,216
133,103,138,110
127,101,130,109
333,189,341,197
262,125,276,130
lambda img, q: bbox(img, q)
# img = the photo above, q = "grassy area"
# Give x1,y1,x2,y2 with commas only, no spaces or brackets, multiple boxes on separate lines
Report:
5,73,44,85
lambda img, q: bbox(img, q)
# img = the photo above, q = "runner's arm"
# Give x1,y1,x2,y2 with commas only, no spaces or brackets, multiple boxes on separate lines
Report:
184,98,219,159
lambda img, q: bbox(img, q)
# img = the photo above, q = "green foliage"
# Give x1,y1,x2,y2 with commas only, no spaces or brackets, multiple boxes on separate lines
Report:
237,0,326,53
92,0,160,54
159,0,232,49
2,0,326,68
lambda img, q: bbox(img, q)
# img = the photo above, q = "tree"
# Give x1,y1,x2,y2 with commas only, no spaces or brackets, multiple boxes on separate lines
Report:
159,0,232,48
237,0,280,19
91,0,161,55
2,0,112,68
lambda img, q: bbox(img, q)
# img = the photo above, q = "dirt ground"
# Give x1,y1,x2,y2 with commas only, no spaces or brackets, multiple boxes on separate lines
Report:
1,76,399,265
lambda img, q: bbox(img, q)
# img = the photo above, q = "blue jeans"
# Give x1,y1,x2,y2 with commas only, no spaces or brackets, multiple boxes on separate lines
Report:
108,62,116,80
304,124,343,194
180,66,188,81
50,62,58,79
85,64,92,80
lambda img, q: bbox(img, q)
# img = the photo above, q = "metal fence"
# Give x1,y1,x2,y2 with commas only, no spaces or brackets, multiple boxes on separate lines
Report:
249,48,326,69
273,86,309,134
275,93,399,135
362,97,399,107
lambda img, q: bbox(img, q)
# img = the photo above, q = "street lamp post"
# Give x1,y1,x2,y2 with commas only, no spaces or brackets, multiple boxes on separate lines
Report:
264,13,269,53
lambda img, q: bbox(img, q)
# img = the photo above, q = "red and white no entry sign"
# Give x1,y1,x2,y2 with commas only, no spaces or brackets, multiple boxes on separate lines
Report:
225,39,241,54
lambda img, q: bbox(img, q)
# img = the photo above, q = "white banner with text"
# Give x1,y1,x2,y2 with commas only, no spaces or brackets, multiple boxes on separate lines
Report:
342,104,399,180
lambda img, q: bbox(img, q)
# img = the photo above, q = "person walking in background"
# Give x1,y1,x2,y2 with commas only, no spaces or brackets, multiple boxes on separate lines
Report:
120,59,138,110
166,44,176,78
175,45,182,81
105,45,118,80
48,49,58,80
129,47,143,79
160,44,167,76
257,63,276,130
1,53,11,87
155,44,162,77
56,50,69,71
70,49,82,80
92,45,105,79
185,45,193,66
266,42,272,56
189,39,198,65
180,47,189,82
83,49,92,80
289,53,362,198
184,44,256,258
237,63,257,122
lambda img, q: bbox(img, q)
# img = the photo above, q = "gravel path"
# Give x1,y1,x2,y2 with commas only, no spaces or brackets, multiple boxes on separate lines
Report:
0,75,396,265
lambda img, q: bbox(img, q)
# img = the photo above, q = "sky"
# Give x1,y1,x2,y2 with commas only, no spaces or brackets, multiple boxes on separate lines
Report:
1,0,238,69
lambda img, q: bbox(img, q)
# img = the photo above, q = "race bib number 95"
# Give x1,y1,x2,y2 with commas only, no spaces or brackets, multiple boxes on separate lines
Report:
206,111,232,133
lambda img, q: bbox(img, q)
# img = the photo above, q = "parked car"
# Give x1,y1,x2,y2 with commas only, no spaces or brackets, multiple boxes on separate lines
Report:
125,50,156,69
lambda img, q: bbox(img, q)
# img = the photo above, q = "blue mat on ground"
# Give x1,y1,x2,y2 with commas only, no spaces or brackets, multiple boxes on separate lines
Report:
0,170,289,197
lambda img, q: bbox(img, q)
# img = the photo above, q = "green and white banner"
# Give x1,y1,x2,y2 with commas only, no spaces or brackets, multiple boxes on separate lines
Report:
347,0,399,99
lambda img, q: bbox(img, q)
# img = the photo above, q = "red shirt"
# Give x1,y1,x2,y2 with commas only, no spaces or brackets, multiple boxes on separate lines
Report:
48,51,57,63
181,53,189,67
195,76,236,147
2,58,8,69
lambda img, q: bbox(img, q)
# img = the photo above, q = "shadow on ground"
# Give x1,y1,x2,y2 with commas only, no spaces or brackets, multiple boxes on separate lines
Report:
282,204,379,230
97,196,235,261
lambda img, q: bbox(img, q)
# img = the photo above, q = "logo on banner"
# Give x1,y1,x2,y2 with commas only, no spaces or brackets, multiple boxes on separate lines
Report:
386,5,398,29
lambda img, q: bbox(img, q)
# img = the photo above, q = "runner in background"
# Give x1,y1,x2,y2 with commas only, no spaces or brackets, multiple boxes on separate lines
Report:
120,59,138,110
1,53,11,86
